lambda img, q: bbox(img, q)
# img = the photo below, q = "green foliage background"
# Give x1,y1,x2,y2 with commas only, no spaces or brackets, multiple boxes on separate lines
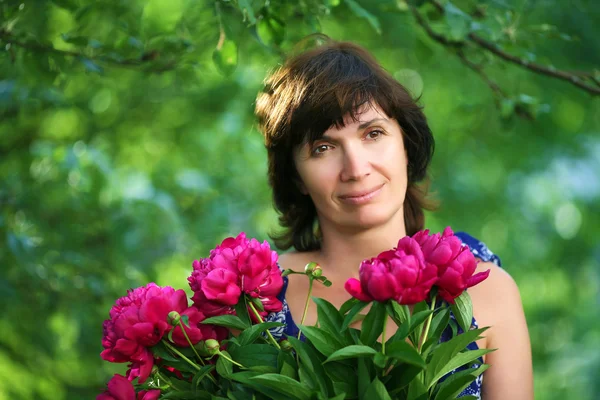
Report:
1,0,598,399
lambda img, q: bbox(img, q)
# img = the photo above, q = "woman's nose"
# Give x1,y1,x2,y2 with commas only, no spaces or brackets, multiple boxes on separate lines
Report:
340,145,371,182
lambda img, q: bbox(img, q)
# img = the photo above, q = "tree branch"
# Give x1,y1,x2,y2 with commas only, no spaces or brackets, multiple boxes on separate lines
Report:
465,33,600,95
410,1,600,96
0,29,177,72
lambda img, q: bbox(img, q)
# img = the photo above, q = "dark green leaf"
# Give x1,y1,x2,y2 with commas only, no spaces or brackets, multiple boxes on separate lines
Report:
213,38,238,76
360,301,386,346
298,325,343,356
237,321,284,345
192,365,216,389
202,315,250,330
425,327,489,388
428,348,493,388
313,297,346,339
339,297,359,315
385,341,425,368
433,364,489,400
341,300,369,331
286,336,330,394
228,344,278,371
250,374,312,400
450,291,473,333
344,0,381,34
235,297,251,327
217,350,234,378
257,16,286,47
363,377,392,400
325,345,377,362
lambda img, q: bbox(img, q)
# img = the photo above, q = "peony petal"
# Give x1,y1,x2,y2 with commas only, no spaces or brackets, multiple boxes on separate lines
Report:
465,269,491,289
345,278,373,302
105,374,136,400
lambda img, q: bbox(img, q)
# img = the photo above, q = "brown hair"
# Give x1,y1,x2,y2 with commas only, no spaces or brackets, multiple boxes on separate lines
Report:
255,36,436,251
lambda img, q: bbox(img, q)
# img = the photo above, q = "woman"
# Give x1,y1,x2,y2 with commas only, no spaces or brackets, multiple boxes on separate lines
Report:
255,37,533,399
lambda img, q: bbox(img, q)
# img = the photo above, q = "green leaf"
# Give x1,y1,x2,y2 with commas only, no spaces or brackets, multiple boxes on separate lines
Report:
228,344,279,371
363,377,392,400
160,391,200,399
385,340,426,368
373,352,388,368
235,296,251,327
433,364,489,400
257,16,286,47
344,0,381,34
325,345,377,362
287,336,330,394
192,365,215,389
341,300,369,331
360,301,386,346
450,291,473,333
407,377,428,400
428,348,493,388
339,297,359,315
237,0,257,24
388,301,410,324
387,363,422,392
357,357,373,398
298,325,343,356
237,321,284,345
217,350,234,378
150,341,179,362
213,38,238,76
313,297,346,338
444,1,472,41
250,374,312,400
230,371,296,399
425,327,490,388
324,361,357,398
202,315,250,331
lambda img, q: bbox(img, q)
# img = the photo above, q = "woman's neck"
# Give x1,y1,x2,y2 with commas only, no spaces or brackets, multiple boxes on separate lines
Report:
316,217,407,278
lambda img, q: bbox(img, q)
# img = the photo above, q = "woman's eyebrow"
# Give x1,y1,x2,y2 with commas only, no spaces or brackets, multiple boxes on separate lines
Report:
358,118,388,129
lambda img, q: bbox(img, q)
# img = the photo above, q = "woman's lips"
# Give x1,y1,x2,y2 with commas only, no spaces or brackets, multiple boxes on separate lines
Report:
338,184,384,205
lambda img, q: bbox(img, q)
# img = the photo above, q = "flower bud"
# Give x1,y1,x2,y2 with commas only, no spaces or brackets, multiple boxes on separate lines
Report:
280,340,293,352
304,262,319,274
167,311,181,326
204,339,220,356
311,265,323,277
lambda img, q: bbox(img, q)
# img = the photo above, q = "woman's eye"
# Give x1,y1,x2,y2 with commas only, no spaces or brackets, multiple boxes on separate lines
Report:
366,130,384,140
311,144,331,156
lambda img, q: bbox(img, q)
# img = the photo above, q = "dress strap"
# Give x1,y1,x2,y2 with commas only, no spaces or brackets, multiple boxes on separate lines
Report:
454,231,502,267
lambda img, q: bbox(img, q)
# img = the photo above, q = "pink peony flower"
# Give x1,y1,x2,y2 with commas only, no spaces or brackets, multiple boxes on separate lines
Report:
345,237,437,305
97,374,160,400
201,269,242,305
413,227,490,303
101,284,207,383
188,233,284,318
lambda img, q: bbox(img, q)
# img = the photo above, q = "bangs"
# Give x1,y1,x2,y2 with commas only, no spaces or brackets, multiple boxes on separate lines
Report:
287,49,396,148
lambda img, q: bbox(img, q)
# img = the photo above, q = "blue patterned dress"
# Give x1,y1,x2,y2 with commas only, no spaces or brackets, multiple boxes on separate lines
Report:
265,232,501,399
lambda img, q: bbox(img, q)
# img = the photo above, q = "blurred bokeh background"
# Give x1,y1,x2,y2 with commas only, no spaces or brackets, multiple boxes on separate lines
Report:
1,0,598,398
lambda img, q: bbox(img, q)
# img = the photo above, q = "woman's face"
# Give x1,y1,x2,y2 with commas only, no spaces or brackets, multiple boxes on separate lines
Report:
293,103,408,234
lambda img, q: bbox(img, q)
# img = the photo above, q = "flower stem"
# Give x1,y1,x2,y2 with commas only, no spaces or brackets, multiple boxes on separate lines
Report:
247,301,281,349
419,295,437,353
298,278,314,340
155,370,180,391
218,351,245,368
382,314,388,355
177,321,206,366
162,340,218,384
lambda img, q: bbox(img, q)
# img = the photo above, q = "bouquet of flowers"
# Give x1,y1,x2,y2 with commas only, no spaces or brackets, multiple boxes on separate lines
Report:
98,228,492,400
